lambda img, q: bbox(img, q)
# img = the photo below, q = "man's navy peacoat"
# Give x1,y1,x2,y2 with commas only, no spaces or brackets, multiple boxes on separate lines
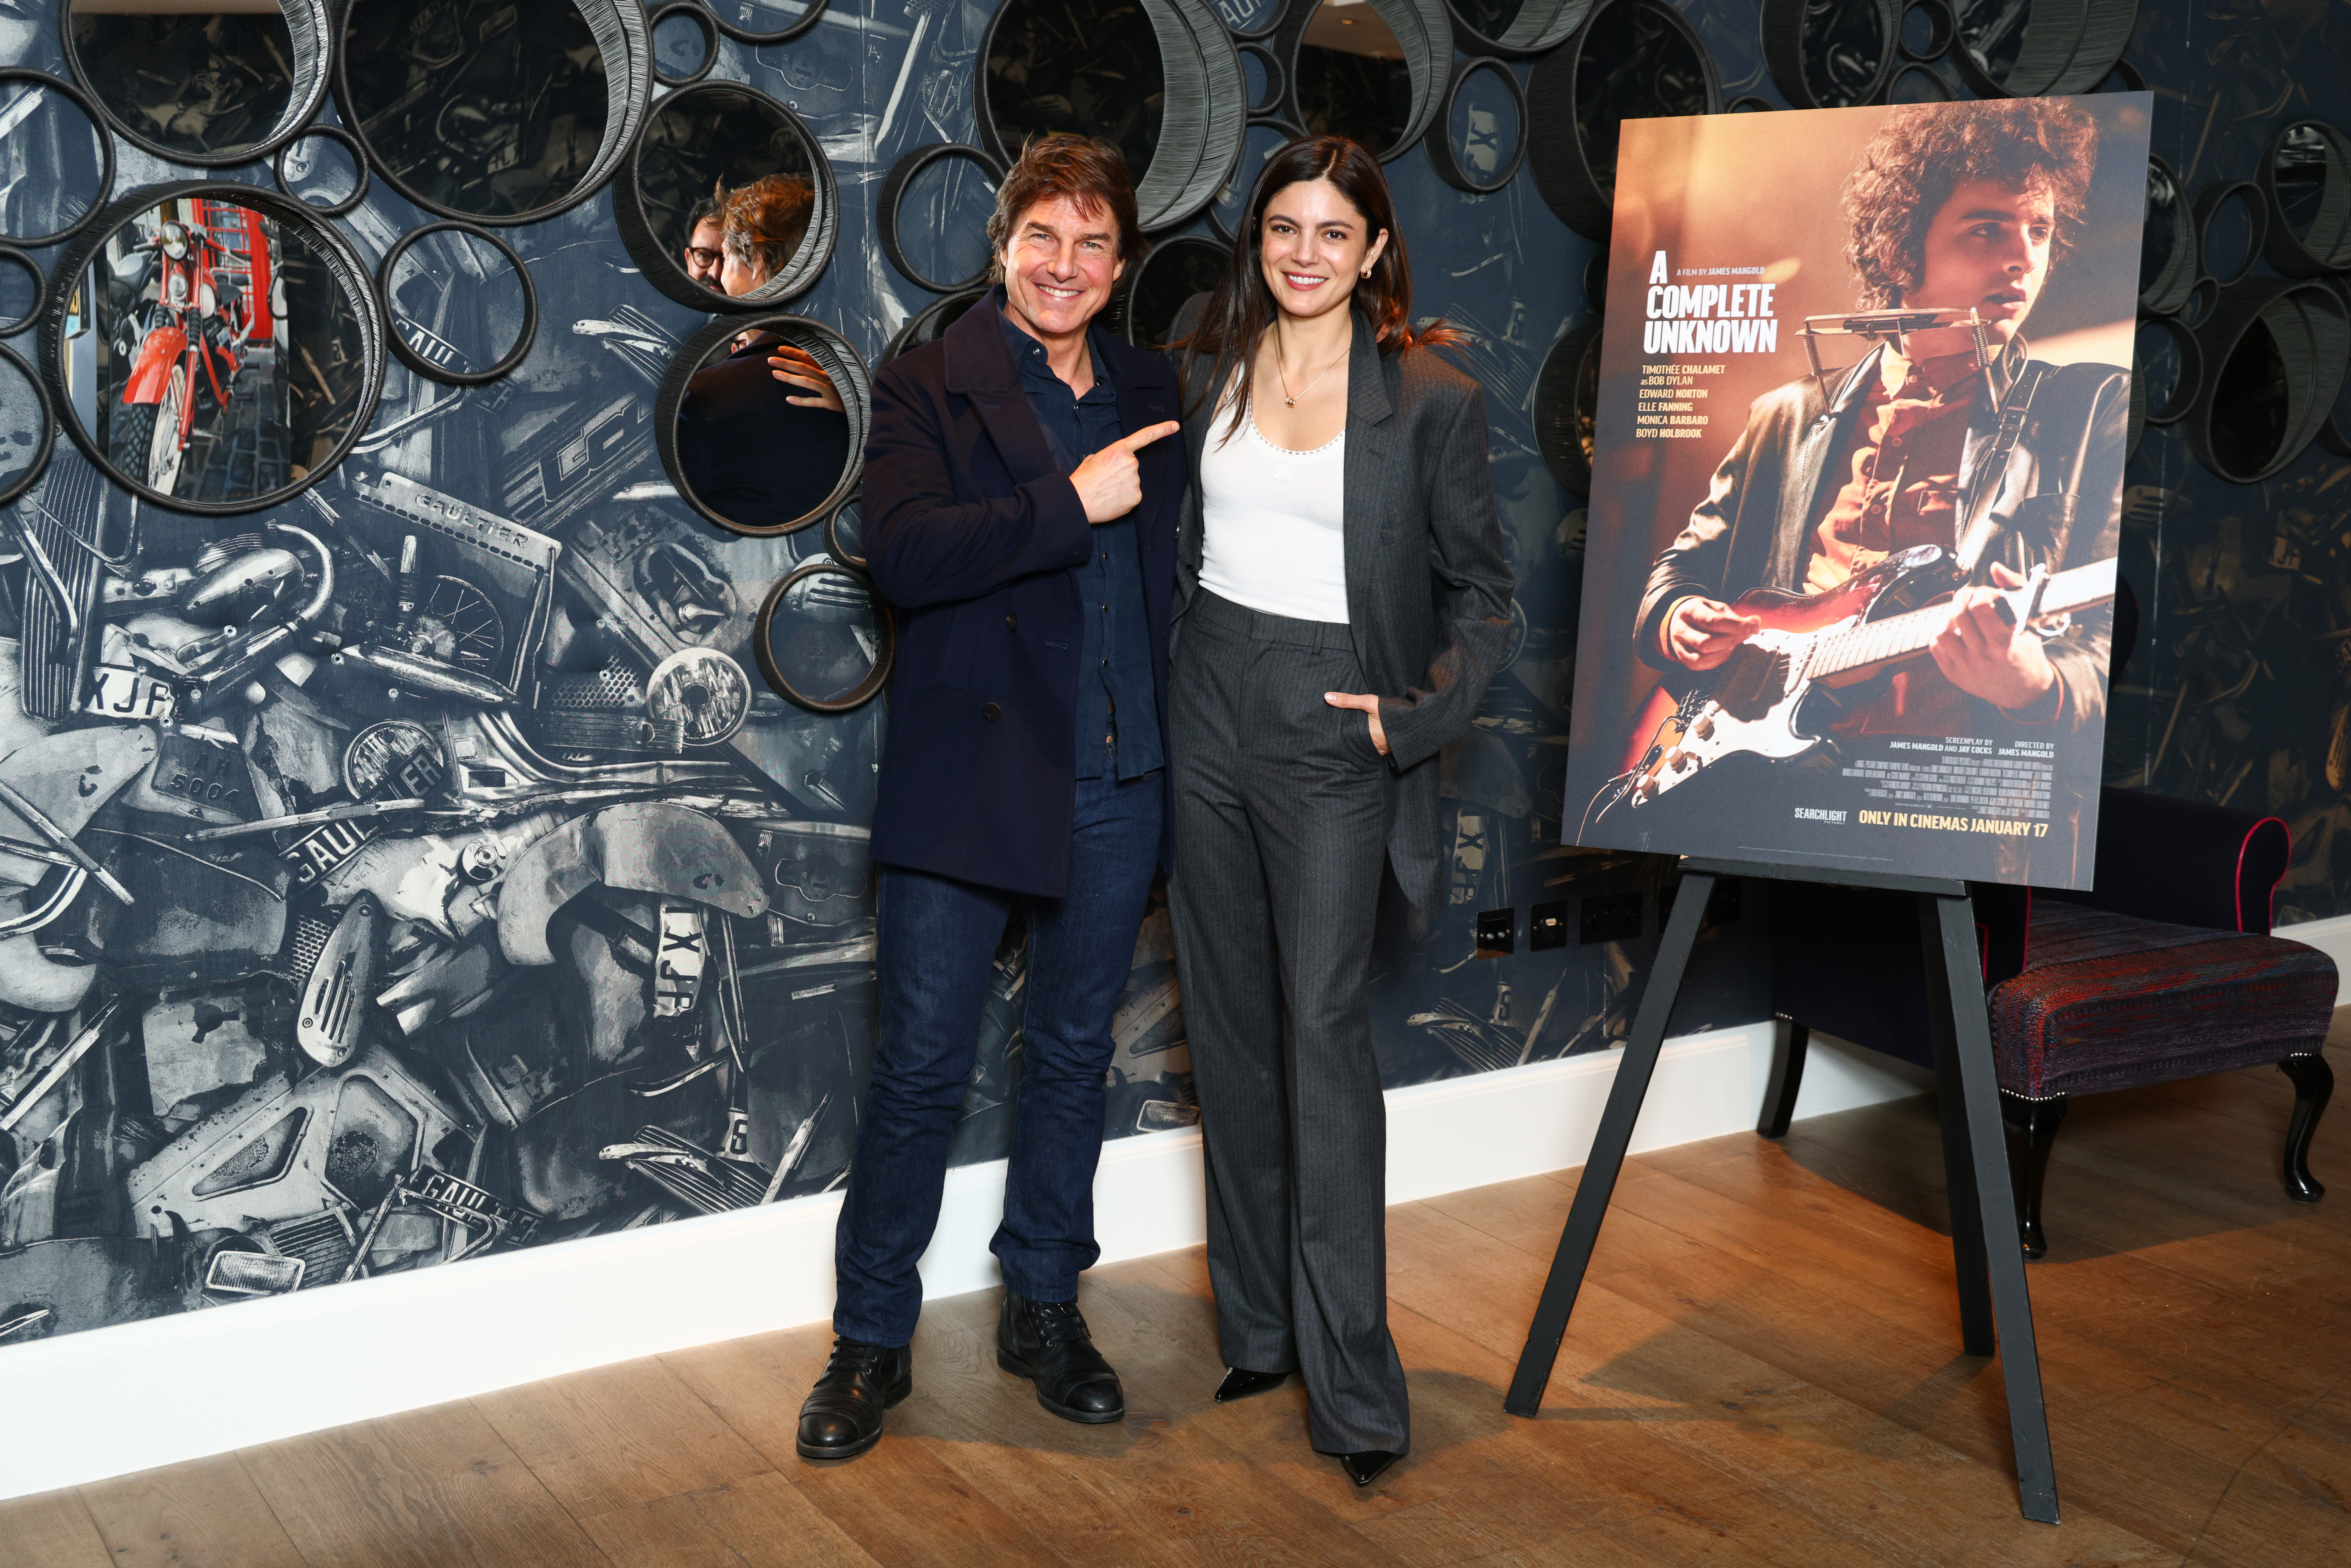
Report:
862,292,1182,898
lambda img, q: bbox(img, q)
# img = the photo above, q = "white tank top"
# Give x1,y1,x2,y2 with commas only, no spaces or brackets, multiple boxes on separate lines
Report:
1197,409,1349,624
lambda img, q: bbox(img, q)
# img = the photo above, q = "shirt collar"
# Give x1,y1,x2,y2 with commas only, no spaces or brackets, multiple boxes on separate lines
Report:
997,293,1115,400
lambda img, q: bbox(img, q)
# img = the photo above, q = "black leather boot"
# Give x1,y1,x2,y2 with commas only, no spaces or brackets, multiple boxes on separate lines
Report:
996,1291,1125,1423
796,1336,913,1461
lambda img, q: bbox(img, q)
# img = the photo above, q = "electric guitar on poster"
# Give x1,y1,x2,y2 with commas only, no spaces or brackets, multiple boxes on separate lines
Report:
1583,545,2116,830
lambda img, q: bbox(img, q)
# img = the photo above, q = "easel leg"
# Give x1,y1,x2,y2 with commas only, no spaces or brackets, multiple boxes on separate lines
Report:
1505,871,1715,1417
1921,890,2059,1524
1918,898,1995,1356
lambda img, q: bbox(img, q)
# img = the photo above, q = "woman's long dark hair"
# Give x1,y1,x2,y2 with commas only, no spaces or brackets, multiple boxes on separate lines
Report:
1177,135,1455,442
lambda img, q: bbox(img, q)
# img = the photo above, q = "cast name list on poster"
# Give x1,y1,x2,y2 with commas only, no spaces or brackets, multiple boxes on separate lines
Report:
1635,251,1780,440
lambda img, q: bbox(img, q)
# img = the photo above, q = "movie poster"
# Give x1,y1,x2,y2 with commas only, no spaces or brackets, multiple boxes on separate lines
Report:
1564,96,2151,889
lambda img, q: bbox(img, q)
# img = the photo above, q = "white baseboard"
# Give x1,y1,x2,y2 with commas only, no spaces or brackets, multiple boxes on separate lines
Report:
2275,912,2351,1007
0,1018,1925,1500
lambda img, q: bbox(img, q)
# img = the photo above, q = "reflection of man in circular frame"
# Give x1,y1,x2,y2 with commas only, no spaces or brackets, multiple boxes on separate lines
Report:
681,190,725,291
1617,99,2126,884
670,176,851,529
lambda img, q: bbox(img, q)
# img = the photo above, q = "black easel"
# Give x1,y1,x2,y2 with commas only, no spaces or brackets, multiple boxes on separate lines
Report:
1503,857,2059,1525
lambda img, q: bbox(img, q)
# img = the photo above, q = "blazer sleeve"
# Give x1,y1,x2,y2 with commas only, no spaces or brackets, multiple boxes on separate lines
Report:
1378,382,1517,772
861,362,1092,609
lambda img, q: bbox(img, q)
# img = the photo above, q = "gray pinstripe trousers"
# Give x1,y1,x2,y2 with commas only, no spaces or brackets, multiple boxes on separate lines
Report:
1167,589,1410,1456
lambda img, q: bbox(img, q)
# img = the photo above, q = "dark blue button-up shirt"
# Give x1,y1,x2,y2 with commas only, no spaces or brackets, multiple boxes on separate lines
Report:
998,302,1164,781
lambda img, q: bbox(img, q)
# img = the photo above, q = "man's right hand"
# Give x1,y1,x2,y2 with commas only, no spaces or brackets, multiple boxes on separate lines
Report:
1662,595,1762,670
1071,421,1182,524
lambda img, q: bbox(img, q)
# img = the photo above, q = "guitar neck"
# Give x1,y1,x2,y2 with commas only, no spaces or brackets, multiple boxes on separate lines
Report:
1812,558,2117,679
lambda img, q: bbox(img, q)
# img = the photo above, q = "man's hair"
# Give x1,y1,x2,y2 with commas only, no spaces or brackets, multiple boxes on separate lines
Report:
1843,99,2099,309
687,190,722,232
986,133,1141,281
721,175,815,283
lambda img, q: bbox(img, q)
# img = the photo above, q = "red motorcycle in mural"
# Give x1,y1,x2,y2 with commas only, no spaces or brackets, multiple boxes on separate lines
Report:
112,201,278,496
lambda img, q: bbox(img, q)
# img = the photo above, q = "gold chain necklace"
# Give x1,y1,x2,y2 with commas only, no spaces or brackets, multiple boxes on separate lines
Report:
1274,341,1347,407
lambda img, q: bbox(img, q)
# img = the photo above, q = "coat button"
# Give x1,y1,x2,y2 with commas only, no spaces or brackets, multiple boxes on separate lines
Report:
982,702,1001,721
1004,613,1018,631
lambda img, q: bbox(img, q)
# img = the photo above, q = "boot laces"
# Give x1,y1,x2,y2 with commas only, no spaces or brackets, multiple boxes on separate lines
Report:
828,1336,892,1374
1028,1298,1090,1348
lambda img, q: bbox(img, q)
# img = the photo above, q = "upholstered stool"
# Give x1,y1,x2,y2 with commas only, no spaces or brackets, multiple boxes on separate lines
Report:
1990,898,2336,1255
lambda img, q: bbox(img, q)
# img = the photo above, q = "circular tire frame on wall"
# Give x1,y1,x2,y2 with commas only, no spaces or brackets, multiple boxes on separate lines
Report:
1425,57,1527,194
976,0,1245,234
878,143,1005,296
754,558,895,713
35,179,389,517
1527,0,1722,241
2184,276,2351,485
1761,0,1903,110
613,79,840,313
1947,0,2137,99
1275,0,1454,163
2259,121,2351,278
654,313,870,536
376,220,541,387
334,0,653,227
58,0,335,168
1532,313,1605,496
1445,0,1594,58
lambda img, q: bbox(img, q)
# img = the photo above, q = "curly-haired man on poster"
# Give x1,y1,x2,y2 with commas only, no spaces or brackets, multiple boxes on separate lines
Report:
1609,99,2127,884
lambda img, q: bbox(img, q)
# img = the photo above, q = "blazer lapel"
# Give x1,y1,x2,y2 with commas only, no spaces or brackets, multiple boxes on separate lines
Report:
1340,310,1396,640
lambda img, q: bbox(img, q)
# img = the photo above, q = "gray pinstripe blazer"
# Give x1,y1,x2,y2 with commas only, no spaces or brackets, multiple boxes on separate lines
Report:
1170,301,1516,910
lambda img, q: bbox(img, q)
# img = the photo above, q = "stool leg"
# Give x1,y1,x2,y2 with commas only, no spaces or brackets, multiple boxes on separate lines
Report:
1999,1093,2067,1260
2281,1053,2332,1203
1758,1016,1810,1138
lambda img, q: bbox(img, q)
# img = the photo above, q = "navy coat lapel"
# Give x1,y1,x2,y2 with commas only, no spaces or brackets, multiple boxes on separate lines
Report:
941,292,1058,490
1109,339,1176,561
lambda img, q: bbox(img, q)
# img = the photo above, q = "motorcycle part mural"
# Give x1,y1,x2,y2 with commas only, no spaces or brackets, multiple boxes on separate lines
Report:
40,184,384,512
0,69,116,249
0,345,54,509
60,0,333,168
335,0,654,225
612,78,837,313
0,0,1744,1357
655,312,866,537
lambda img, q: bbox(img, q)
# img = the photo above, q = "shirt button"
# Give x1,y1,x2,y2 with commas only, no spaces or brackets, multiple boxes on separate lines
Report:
981,702,1001,721
1004,613,1018,631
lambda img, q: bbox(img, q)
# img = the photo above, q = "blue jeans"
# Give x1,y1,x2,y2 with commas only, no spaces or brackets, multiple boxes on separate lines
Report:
832,769,1164,1346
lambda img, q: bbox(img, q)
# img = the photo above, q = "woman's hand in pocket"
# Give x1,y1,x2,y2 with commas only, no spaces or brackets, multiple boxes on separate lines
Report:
1324,691,1389,756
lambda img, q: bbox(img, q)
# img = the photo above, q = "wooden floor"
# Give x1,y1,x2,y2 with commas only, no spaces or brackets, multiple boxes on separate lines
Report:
8,1048,2349,1568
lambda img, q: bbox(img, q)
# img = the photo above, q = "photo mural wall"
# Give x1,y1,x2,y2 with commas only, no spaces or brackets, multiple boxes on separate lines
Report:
0,0,2341,1352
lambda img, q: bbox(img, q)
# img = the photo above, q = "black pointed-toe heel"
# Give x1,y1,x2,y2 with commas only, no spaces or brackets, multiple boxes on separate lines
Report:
1338,1449,1401,1488
1213,1367,1290,1403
